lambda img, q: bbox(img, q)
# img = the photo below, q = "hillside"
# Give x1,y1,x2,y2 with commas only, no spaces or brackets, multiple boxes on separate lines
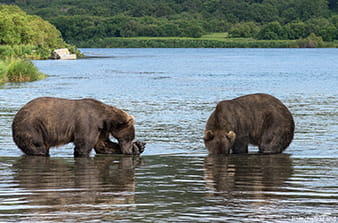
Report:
0,5,77,83
3,0,338,46
0,4,75,58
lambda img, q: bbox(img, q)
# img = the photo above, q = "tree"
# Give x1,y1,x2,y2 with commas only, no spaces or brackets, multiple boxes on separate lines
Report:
319,24,337,41
0,5,31,45
229,22,259,38
154,2,175,17
257,21,287,40
329,0,338,11
0,5,66,46
306,17,330,36
158,23,180,36
176,19,203,37
284,21,308,39
248,3,279,23
120,20,142,37
28,15,64,48
3,0,338,43
296,0,329,20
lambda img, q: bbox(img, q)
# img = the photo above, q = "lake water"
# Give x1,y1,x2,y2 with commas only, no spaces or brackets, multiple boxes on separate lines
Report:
0,48,337,222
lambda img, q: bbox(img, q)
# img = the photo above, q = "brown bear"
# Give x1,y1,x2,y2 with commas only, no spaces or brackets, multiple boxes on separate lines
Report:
204,93,294,155
12,97,143,157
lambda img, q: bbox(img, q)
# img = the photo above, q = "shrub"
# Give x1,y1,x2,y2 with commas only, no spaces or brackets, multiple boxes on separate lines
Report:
6,59,45,82
229,22,260,38
291,33,325,48
284,22,308,39
0,45,15,59
257,21,287,40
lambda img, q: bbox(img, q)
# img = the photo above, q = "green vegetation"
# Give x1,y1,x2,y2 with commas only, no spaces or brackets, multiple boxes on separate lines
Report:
0,61,6,83
0,5,77,83
79,32,333,48
0,59,45,84
84,37,292,48
0,5,62,48
3,0,338,47
0,5,78,59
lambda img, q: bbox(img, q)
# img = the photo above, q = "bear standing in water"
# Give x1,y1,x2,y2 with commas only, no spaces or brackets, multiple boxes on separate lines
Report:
204,93,294,155
12,97,145,157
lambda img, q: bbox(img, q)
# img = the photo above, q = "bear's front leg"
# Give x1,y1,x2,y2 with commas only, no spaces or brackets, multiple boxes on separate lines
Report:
73,137,97,157
231,140,249,154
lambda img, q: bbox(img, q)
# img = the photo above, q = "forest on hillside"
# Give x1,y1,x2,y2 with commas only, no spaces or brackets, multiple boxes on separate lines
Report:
2,0,338,45
0,5,69,83
0,4,78,58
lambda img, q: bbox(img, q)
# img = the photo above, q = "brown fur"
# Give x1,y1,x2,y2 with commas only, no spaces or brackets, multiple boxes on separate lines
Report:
94,138,146,155
204,93,294,155
12,97,137,157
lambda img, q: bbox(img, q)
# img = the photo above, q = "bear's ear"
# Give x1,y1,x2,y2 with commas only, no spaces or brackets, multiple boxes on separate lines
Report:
127,115,135,126
204,130,214,141
226,131,236,143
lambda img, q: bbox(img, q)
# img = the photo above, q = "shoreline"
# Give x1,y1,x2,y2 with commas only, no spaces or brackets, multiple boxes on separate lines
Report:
75,36,338,48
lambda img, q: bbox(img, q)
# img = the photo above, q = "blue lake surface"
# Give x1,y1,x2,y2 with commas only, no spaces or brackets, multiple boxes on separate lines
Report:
0,48,337,222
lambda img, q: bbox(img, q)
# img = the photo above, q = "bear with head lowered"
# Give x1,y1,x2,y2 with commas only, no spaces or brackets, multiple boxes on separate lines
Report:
12,97,144,157
204,93,294,155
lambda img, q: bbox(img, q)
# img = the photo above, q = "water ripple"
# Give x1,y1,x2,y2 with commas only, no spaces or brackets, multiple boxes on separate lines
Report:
0,49,337,222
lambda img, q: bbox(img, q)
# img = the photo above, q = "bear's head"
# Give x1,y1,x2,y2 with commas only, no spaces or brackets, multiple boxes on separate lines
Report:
204,130,236,154
110,115,135,155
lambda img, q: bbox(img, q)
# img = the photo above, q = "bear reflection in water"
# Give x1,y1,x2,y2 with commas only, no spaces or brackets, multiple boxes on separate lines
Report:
204,154,293,200
13,155,142,211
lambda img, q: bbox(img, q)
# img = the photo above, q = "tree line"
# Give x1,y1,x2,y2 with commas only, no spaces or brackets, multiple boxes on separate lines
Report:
4,0,337,21
230,18,338,41
2,0,338,45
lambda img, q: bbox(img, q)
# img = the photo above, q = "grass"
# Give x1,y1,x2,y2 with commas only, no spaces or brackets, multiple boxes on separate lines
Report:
0,59,46,83
76,32,338,48
0,61,7,84
200,32,229,40
79,36,293,48
0,44,81,84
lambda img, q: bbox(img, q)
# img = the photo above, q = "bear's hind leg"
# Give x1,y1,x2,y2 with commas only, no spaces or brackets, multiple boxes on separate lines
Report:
259,130,284,154
15,133,49,156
